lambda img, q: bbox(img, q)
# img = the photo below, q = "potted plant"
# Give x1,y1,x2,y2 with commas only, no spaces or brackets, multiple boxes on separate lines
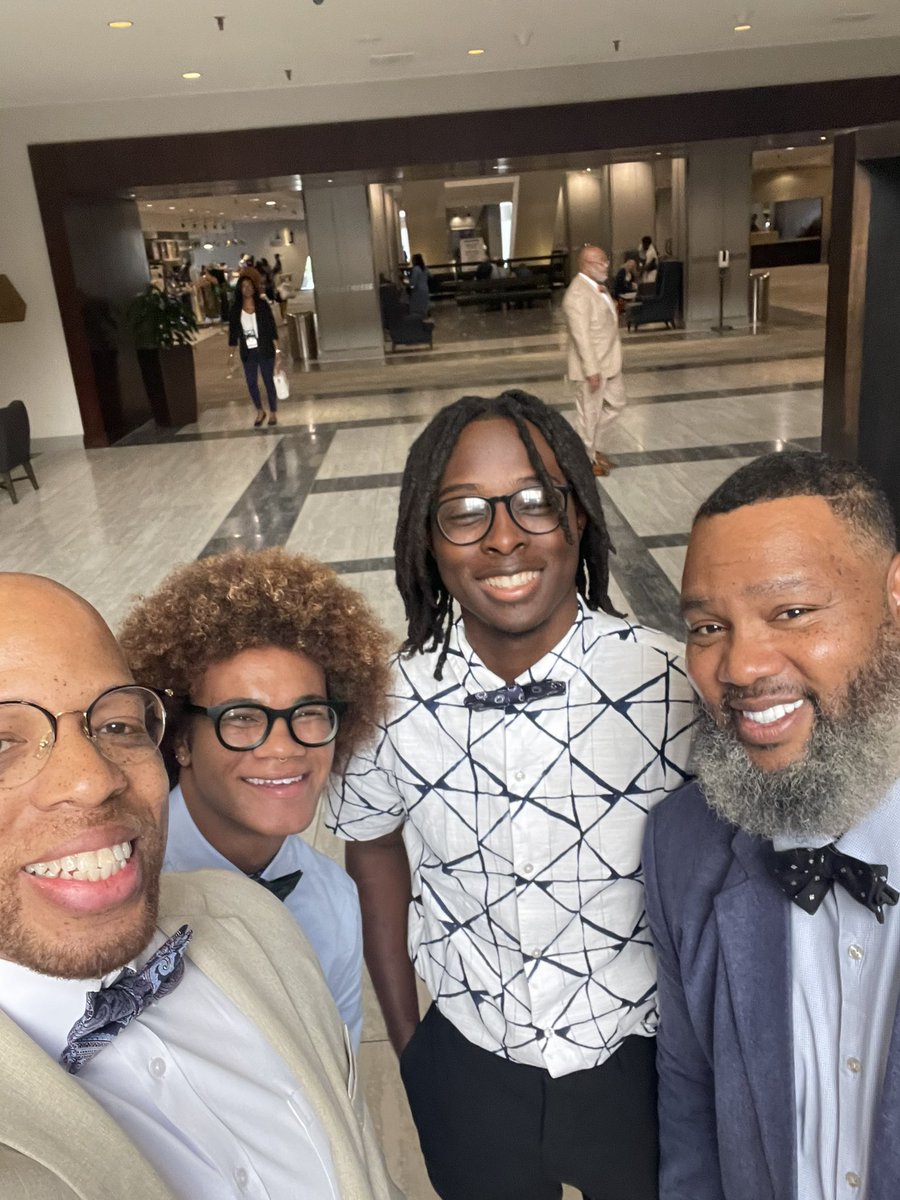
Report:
128,284,199,427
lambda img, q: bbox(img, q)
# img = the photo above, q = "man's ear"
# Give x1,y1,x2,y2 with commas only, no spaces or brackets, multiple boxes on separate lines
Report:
887,552,900,623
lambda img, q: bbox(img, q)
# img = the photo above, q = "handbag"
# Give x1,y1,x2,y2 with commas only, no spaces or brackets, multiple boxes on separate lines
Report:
273,366,290,401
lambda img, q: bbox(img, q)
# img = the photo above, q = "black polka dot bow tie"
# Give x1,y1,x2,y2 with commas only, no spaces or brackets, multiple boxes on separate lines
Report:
249,867,303,902
768,844,900,924
464,680,566,712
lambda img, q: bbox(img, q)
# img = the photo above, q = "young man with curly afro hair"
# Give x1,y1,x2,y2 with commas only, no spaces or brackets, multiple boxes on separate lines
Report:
120,548,390,1048
327,389,695,1200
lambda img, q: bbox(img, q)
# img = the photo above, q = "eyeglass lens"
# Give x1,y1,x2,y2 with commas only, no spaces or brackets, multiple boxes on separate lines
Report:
0,685,165,789
437,486,565,545
216,702,339,750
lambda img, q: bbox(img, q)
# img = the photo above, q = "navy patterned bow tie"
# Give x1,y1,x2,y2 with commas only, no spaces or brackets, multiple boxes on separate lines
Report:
59,925,192,1075
464,680,566,712
249,868,303,902
768,844,900,924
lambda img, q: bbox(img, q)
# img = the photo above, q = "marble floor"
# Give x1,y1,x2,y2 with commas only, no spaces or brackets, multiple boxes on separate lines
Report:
5,264,827,1199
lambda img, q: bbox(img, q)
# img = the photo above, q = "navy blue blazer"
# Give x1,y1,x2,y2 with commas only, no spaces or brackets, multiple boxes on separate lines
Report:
643,781,900,1200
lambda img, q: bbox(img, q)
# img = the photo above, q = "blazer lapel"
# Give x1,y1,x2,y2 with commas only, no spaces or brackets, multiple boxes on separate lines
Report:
715,832,796,1200
0,1011,176,1199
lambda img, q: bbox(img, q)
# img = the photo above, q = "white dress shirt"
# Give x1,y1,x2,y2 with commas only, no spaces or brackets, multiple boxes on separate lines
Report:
327,599,694,1077
577,271,618,316
777,782,900,1200
0,929,339,1199
165,784,363,1047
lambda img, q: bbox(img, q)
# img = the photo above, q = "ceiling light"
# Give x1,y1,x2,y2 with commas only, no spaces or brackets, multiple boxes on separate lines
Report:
168,206,175,211
467,48,485,55
820,135,828,141
584,167,592,173
182,71,202,80
655,151,663,157
265,200,277,206
786,146,795,151
108,20,133,29
327,178,333,184
203,242,214,250
734,23,751,31
251,197,260,202
145,203,153,208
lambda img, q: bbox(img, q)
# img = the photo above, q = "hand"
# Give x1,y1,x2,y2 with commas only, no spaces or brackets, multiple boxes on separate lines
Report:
588,374,602,393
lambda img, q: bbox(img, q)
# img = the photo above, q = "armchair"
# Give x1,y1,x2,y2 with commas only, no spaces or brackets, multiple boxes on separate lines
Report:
0,400,39,504
626,260,683,331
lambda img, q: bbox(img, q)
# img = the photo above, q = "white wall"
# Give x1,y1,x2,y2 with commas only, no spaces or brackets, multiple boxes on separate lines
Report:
609,161,656,263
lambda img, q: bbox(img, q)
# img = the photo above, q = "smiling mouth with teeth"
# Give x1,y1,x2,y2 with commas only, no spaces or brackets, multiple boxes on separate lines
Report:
243,775,307,786
483,570,540,590
24,841,133,883
740,699,805,726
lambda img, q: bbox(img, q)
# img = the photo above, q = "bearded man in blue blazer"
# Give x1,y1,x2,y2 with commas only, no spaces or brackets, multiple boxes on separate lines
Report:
644,451,900,1200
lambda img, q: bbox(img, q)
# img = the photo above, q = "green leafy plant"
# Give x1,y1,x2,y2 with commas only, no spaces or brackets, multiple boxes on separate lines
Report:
127,284,198,349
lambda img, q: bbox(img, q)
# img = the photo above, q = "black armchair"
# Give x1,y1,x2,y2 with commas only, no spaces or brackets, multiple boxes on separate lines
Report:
626,260,683,331
0,400,39,504
379,282,434,352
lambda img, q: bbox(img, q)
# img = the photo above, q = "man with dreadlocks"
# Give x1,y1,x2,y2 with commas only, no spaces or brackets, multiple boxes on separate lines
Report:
327,389,694,1200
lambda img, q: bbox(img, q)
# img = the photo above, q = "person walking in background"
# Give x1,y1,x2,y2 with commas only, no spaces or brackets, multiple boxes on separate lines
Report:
120,548,391,1050
408,253,431,317
228,273,281,428
563,245,627,476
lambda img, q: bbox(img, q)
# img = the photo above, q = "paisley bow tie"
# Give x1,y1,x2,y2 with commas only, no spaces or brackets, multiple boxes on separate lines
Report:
60,925,192,1074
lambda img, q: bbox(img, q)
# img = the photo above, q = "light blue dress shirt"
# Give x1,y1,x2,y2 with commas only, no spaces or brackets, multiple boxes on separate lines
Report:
164,784,363,1048
777,781,900,1200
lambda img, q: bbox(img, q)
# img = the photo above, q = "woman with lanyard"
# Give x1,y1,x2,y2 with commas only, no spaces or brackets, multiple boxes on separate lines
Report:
228,272,281,427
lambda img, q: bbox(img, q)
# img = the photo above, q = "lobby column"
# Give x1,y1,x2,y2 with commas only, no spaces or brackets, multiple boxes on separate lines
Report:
564,168,612,267
683,139,752,329
303,181,384,364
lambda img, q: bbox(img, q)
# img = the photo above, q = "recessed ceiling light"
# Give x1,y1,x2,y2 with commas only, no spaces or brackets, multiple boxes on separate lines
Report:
584,167,592,173
265,200,277,206
145,203,153,208
182,71,202,80
108,20,133,29
251,197,260,202
786,146,795,151
820,135,828,141
327,178,333,184
168,205,175,210
467,48,485,55
734,23,751,31
655,151,663,157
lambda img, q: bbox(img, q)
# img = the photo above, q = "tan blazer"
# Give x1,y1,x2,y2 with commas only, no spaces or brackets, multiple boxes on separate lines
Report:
562,273,623,382
0,870,403,1200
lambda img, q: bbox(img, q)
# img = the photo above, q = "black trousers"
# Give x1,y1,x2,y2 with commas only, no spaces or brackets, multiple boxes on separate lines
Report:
400,1005,659,1200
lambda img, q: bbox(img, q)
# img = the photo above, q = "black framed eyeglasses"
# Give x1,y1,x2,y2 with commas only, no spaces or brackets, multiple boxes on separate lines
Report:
0,685,167,789
434,484,574,546
184,698,346,751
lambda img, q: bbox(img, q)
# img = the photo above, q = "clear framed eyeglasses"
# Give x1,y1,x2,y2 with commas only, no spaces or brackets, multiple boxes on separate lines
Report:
434,484,573,546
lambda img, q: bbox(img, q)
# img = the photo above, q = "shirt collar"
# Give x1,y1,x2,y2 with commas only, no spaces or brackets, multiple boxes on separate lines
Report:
577,272,600,291
446,597,588,693
165,784,304,881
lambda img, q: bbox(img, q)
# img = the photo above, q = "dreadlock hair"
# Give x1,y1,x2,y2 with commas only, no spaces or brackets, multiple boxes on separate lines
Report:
394,388,621,679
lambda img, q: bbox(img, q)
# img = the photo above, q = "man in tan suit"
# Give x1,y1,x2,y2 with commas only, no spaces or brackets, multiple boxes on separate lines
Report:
562,244,626,477
0,572,401,1200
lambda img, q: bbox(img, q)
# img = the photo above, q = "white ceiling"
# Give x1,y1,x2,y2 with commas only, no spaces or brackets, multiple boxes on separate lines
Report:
136,190,305,229
2,1,899,109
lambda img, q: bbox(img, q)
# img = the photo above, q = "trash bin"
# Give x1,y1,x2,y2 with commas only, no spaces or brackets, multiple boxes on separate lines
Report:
287,311,318,364
748,271,770,331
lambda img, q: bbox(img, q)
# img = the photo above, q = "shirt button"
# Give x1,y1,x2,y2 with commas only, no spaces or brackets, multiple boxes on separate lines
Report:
847,1057,862,1074
848,943,864,960
531,947,541,959
846,1171,861,1188
513,770,526,783
148,1057,166,1079
233,1166,249,1192
522,863,534,876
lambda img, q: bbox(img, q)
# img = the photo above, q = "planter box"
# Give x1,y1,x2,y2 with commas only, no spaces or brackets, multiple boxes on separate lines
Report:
137,344,198,427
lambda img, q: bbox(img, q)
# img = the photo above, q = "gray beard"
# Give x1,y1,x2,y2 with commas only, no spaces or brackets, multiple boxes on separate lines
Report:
691,623,900,840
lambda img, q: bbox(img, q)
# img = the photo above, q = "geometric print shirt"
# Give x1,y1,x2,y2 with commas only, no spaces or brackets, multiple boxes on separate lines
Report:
327,599,695,1077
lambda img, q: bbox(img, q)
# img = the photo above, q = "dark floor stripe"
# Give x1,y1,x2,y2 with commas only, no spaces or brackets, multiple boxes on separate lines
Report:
642,533,691,550
596,487,683,641
328,556,396,575
197,431,335,557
